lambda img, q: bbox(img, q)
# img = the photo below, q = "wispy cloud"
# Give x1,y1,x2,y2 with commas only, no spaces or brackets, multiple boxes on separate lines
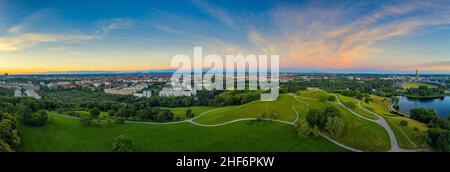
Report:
191,0,236,28
7,26,23,34
48,46,85,55
0,33,89,51
246,1,450,71
94,18,134,37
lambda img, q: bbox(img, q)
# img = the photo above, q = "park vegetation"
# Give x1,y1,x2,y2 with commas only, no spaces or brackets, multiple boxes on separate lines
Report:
410,108,450,151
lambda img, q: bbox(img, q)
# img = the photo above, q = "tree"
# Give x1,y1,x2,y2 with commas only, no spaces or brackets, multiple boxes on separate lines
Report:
20,109,48,127
156,110,174,121
324,107,340,117
410,108,436,123
436,132,450,152
185,109,194,118
112,135,134,152
0,139,13,152
326,116,345,139
0,119,20,146
297,118,311,139
90,108,101,119
306,109,324,128
80,115,93,126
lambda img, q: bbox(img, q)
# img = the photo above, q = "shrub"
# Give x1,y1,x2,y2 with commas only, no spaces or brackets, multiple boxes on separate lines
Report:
21,110,48,127
327,96,336,102
326,116,345,139
112,135,134,152
400,120,408,127
80,115,93,126
297,118,311,139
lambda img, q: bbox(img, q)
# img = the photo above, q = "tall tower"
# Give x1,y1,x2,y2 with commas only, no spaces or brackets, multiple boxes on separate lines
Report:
415,69,419,78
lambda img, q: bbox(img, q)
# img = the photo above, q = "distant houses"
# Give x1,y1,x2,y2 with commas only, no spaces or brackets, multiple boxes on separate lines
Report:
159,87,195,97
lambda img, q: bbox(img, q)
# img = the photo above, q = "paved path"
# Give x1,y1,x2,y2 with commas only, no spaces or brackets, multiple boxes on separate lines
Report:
333,94,406,152
388,100,409,117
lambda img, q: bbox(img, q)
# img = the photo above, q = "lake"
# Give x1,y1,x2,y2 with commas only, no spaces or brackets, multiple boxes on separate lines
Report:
398,96,450,117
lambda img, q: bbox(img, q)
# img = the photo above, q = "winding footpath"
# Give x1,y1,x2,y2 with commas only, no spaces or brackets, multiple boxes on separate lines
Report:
334,95,400,151
53,92,424,152
334,94,419,152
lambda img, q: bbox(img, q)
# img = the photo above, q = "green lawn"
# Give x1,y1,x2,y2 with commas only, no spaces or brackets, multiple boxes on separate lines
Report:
402,82,432,89
336,94,379,120
361,96,428,149
296,90,391,152
169,107,215,120
193,94,302,125
16,112,346,152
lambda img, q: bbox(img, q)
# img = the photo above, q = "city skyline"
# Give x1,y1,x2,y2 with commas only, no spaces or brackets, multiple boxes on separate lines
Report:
1,0,450,74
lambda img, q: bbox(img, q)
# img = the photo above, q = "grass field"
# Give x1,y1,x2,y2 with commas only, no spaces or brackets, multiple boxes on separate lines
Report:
402,82,432,89
361,96,428,149
336,95,379,120
169,107,216,120
193,94,301,124
16,112,346,152
295,90,390,152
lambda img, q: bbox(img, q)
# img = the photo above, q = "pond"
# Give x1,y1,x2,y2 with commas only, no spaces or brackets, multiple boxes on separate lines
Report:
398,96,450,117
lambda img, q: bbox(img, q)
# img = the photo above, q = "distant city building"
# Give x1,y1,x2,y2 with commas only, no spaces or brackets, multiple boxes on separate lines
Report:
159,87,193,97
14,90,22,97
25,90,41,99
104,88,136,95
134,90,152,98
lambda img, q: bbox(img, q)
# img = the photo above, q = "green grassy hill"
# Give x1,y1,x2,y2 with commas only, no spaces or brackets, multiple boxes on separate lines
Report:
16,112,346,152
192,94,301,125
295,90,390,152
361,96,428,149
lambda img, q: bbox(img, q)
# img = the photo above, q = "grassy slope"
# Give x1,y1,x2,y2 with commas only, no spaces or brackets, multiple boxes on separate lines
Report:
296,90,390,152
17,112,346,152
193,94,300,124
336,94,379,120
361,96,428,149
169,107,215,120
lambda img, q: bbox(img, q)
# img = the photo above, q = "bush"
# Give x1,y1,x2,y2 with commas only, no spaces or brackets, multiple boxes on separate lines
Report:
80,115,93,126
89,108,101,119
112,135,134,152
436,131,450,152
0,139,13,152
344,102,355,109
326,116,345,139
400,120,408,127
327,96,336,101
21,110,48,127
186,109,194,118
297,118,311,139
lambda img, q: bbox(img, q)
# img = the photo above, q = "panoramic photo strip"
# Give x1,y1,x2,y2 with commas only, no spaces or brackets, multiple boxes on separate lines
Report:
1,0,450,170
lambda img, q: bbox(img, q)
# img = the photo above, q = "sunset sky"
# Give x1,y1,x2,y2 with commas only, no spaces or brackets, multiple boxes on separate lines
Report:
1,0,450,74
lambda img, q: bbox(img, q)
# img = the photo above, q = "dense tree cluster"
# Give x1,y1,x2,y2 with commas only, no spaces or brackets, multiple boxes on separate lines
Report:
407,86,446,97
0,112,20,152
410,108,450,152
0,96,48,152
306,107,341,129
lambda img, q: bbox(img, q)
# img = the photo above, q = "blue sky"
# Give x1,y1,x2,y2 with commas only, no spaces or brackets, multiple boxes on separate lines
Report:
1,0,450,74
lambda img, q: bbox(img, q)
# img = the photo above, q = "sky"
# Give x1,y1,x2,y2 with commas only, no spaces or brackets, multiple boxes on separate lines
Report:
1,0,450,74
